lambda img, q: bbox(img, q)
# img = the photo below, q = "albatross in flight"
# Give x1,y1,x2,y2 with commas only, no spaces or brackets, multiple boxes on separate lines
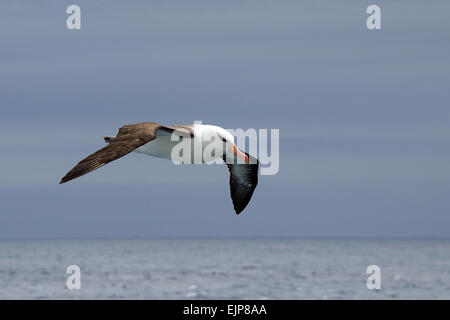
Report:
59,122,258,214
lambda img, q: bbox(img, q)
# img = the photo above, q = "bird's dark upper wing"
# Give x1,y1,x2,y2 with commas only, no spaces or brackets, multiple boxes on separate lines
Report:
60,122,170,184
224,153,259,214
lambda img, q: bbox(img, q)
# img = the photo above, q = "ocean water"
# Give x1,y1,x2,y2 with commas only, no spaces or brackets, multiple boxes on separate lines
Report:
0,239,449,299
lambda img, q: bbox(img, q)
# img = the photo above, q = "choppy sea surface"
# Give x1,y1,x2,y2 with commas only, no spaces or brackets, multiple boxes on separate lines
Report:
0,239,449,299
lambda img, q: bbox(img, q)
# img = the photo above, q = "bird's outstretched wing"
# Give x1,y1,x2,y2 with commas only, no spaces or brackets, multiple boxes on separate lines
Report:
59,122,179,184
224,153,259,214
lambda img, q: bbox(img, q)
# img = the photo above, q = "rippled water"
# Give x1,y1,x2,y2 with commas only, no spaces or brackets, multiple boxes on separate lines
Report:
0,239,449,299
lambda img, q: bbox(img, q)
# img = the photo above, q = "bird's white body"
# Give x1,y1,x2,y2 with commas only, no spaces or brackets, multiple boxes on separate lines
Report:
134,132,178,160
134,124,234,163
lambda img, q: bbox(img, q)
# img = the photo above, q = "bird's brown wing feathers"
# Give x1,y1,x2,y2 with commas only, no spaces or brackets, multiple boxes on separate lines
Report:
60,122,169,184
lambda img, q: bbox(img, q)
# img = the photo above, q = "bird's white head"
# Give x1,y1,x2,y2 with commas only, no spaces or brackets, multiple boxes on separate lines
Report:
208,126,248,164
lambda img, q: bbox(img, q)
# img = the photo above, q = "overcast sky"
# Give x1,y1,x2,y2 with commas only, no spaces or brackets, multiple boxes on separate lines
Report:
1,0,450,239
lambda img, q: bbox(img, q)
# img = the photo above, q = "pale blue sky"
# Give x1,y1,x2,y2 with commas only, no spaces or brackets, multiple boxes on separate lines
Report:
1,0,450,239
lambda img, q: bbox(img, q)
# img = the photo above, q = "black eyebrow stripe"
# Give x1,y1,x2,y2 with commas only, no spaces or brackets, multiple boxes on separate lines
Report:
217,134,227,142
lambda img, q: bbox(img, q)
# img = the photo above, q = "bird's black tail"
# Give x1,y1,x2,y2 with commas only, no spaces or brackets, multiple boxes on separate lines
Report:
103,136,115,144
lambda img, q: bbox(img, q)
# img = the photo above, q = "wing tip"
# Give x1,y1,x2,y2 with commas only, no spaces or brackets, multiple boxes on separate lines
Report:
59,176,69,184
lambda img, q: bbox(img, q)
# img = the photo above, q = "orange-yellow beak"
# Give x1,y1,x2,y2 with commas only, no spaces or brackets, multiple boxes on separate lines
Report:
230,143,249,163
